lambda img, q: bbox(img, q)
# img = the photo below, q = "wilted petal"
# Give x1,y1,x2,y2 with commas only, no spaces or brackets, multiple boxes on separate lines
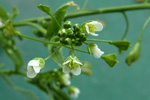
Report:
63,65,71,74
27,70,37,78
93,46,104,58
71,67,81,76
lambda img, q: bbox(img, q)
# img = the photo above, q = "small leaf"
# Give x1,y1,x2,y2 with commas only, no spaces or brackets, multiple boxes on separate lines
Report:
37,4,51,15
12,6,19,20
81,61,92,76
0,6,9,22
126,41,141,66
101,53,119,67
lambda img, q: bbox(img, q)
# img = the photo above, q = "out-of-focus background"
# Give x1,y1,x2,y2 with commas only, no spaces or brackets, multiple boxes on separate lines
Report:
0,0,150,100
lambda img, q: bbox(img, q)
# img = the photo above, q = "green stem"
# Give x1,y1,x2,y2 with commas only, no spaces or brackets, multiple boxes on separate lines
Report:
49,13,61,28
82,0,88,9
44,45,62,61
65,4,150,19
86,39,111,43
121,12,129,39
1,70,25,76
14,4,150,24
63,45,89,54
13,22,46,35
71,44,75,57
16,32,59,45
138,16,150,42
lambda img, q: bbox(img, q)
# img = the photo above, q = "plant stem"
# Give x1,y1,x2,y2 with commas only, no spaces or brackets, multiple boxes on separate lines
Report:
121,12,129,39
44,45,62,61
82,0,88,9
14,4,150,24
144,0,148,4
63,45,89,54
86,39,111,43
13,22,46,35
138,16,150,42
16,32,59,45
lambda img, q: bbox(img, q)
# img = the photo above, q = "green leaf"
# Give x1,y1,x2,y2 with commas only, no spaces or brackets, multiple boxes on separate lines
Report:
101,53,119,67
0,6,9,22
126,41,141,66
37,4,51,15
0,33,23,71
81,61,92,76
0,73,38,100
48,36,64,67
46,2,71,40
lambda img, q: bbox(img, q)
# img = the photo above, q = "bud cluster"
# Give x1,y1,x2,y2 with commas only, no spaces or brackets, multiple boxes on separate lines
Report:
58,21,87,46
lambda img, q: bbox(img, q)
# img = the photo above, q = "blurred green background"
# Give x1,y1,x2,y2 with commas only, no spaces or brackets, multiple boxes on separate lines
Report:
0,0,150,100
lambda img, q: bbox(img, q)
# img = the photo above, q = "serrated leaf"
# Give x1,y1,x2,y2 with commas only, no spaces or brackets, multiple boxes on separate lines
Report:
37,4,51,15
0,33,23,71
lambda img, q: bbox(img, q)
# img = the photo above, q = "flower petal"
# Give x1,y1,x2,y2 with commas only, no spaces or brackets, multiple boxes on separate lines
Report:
73,60,83,65
93,47,104,58
90,32,98,36
63,60,71,65
71,67,81,76
27,70,37,78
28,60,39,67
33,66,41,73
88,21,103,31
85,24,90,33
63,65,71,74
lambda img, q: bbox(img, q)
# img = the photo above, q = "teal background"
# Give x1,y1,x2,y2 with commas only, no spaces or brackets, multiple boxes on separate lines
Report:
0,0,150,100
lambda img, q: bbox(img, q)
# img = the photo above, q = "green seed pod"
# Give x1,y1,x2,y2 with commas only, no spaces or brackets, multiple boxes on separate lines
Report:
73,24,81,32
63,21,72,29
126,41,141,66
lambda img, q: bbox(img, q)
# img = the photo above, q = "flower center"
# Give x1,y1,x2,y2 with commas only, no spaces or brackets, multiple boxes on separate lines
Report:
87,24,97,33
66,60,79,69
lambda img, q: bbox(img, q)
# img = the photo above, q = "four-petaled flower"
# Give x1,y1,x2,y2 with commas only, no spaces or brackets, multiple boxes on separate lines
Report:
85,21,103,36
27,58,45,78
63,56,82,76
88,43,104,58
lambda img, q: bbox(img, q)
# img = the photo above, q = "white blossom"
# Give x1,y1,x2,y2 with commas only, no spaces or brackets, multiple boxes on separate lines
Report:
62,74,71,86
68,86,80,98
27,58,45,78
85,21,103,36
88,43,104,58
63,56,82,76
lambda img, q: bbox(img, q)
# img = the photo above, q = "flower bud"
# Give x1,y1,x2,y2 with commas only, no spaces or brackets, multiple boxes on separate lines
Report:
63,20,72,29
67,28,74,38
101,53,118,67
58,28,67,37
126,41,141,66
73,24,81,32
68,86,80,98
27,57,45,78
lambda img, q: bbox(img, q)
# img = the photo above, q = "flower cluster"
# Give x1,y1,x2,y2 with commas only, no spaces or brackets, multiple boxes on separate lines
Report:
58,21,87,46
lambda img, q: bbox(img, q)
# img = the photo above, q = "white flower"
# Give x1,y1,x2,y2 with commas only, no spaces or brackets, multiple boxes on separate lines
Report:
0,21,3,27
85,21,103,36
62,74,71,86
63,56,82,76
88,43,104,58
68,86,80,98
27,58,45,78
